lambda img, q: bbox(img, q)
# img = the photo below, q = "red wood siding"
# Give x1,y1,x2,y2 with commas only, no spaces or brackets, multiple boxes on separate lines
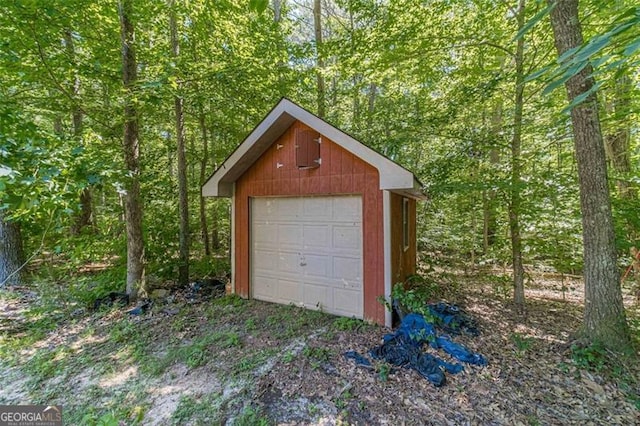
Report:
234,121,386,325
390,193,417,286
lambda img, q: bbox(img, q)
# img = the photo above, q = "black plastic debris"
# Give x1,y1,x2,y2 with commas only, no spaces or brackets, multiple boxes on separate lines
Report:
162,307,180,316
370,335,448,387
126,300,152,316
185,278,226,303
386,313,486,367
343,311,485,387
92,292,129,310
344,350,373,369
428,302,479,336
432,336,487,366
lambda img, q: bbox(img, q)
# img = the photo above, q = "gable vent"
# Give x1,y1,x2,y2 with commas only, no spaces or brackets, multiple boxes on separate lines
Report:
295,128,321,169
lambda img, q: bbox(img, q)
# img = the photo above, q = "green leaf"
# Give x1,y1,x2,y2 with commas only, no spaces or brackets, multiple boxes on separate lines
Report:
623,38,640,57
249,0,268,14
573,35,611,63
557,45,580,64
543,61,588,95
561,81,603,114
524,65,552,83
514,3,555,41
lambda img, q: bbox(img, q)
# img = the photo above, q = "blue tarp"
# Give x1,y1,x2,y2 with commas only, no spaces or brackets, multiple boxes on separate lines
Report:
344,306,486,386
428,302,480,336
343,350,373,369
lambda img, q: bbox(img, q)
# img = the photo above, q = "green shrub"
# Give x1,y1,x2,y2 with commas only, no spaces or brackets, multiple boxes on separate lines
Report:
333,317,366,332
571,342,608,372
379,274,440,319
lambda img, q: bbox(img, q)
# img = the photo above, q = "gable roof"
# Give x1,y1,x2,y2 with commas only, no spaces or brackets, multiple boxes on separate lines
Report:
202,98,426,199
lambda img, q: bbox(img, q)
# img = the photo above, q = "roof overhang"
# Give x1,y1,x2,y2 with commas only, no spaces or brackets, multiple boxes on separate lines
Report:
202,98,427,200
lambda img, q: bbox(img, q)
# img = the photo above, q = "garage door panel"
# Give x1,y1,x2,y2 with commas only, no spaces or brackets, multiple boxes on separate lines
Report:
253,249,278,271
333,288,363,317
303,283,331,310
277,251,301,274
303,254,329,277
276,278,302,304
277,197,303,219
303,197,332,221
253,223,277,246
253,276,277,301
332,196,360,221
252,199,276,219
303,225,329,248
279,224,302,246
333,226,361,251
333,256,362,284
252,196,363,319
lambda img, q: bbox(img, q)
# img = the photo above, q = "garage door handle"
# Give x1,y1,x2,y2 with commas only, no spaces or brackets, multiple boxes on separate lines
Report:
299,255,307,267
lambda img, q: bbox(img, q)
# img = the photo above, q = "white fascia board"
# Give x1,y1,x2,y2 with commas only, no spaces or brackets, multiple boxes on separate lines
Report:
230,184,236,294
202,98,424,198
202,101,295,197
383,190,392,328
287,104,416,191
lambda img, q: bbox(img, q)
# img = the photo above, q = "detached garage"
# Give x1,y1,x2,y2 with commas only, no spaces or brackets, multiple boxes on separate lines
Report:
202,98,426,326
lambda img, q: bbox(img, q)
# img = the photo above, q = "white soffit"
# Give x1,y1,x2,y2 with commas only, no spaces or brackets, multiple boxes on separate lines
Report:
202,98,426,199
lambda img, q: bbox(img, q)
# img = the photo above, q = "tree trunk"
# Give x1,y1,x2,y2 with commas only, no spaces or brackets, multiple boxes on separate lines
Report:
483,101,501,253
170,1,189,286
313,0,325,118
0,211,24,287
510,0,526,312
273,0,282,23
548,0,630,350
119,0,144,299
367,83,376,131
73,189,93,234
604,75,634,199
210,204,221,251
198,109,211,257
64,29,94,235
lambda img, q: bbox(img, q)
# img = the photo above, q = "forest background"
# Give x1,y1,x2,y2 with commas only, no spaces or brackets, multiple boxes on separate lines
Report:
1,0,639,351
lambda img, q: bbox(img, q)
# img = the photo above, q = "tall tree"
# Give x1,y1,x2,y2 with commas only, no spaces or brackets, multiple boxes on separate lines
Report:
510,0,526,312
0,211,24,287
197,106,211,256
119,0,144,299
604,75,634,199
548,0,630,350
64,29,93,235
313,0,326,118
483,100,501,253
170,0,189,285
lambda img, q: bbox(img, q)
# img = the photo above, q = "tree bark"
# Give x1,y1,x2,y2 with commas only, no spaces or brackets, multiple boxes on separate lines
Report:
604,75,634,199
313,0,325,118
170,0,189,286
548,0,630,349
64,30,94,235
0,210,24,287
510,0,526,312
367,83,376,132
273,0,282,23
483,101,501,253
210,204,221,251
119,0,144,299
198,109,210,257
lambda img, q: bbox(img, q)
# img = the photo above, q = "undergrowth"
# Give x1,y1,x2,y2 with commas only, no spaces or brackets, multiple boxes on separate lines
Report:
570,338,640,409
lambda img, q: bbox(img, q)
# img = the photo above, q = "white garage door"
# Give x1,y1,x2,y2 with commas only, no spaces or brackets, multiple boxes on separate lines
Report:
251,195,363,318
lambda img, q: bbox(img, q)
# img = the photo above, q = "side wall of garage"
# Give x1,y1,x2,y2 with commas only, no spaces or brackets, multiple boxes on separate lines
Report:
390,192,417,287
234,121,386,325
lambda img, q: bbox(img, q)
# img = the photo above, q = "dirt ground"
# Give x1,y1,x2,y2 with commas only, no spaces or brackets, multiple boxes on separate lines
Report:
1,271,639,425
